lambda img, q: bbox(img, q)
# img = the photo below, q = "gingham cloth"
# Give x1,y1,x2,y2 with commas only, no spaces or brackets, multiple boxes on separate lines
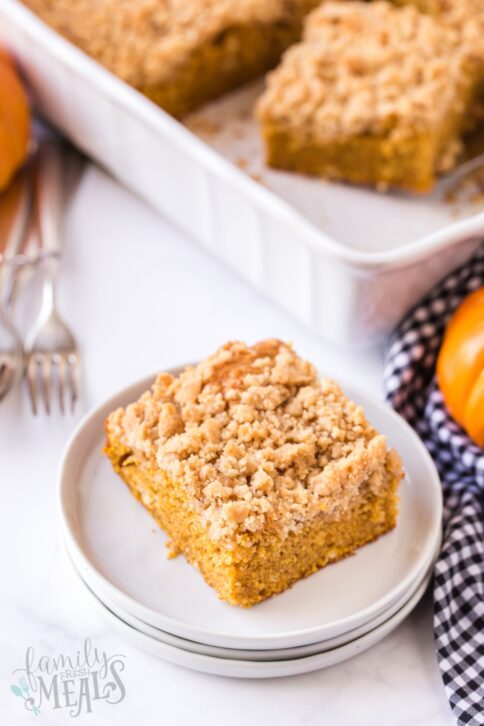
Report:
383,245,484,726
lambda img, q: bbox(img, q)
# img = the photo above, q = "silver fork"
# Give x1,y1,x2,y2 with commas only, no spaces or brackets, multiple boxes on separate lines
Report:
25,139,79,415
0,164,34,401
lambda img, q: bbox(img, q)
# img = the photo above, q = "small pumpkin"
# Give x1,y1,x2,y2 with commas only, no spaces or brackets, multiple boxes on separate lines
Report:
436,286,484,447
0,50,30,192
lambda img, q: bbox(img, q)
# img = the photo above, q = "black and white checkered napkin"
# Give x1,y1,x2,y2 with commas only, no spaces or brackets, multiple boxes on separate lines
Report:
383,245,484,726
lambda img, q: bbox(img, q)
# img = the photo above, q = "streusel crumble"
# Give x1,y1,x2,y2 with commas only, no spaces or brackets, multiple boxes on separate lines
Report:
104,340,402,606
393,0,484,73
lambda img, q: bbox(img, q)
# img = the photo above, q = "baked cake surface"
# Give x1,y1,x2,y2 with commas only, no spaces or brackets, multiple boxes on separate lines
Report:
22,0,318,116
257,0,478,191
104,340,403,607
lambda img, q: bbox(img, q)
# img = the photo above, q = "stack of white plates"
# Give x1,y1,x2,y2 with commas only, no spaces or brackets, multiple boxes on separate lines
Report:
59,373,443,679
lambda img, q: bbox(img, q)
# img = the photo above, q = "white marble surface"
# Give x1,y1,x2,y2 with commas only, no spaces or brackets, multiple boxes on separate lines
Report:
0,164,453,725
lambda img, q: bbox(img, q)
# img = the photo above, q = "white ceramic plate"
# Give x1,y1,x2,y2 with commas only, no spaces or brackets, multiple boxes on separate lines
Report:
59,369,442,650
64,534,439,662
68,551,433,678
63,498,438,657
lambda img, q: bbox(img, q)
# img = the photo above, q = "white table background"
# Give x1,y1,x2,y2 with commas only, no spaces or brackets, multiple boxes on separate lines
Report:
0,163,453,725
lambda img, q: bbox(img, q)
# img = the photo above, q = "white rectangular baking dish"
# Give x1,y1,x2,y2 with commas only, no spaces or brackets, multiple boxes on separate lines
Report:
1,0,483,345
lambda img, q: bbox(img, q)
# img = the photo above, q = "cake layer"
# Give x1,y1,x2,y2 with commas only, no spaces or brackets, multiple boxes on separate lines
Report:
259,126,467,193
105,436,400,607
141,22,303,118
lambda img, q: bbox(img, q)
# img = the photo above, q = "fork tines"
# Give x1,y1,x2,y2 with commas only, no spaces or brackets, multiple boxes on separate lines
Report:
26,350,79,415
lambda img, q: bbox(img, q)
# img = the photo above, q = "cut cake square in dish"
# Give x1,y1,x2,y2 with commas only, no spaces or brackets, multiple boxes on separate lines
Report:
391,0,484,73
256,0,479,192
22,0,319,118
104,340,403,607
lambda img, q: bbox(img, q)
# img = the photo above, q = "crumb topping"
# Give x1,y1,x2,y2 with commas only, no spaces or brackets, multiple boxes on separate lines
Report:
394,0,484,69
107,340,402,544
22,0,315,87
257,1,472,142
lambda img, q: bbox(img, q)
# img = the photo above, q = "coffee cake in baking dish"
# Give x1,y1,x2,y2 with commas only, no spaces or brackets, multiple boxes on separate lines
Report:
257,1,480,192
104,340,403,607
22,0,319,117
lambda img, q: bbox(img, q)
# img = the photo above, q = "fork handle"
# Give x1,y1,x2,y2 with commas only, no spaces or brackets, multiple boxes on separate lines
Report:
35,138,65,257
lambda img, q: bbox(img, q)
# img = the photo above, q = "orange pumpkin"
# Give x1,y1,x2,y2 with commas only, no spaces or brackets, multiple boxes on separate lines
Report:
0,50,30,192
436,286,484,447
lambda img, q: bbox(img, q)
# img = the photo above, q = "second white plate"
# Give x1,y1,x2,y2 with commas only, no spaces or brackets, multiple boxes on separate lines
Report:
67,546,433,679
65,533,439,662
